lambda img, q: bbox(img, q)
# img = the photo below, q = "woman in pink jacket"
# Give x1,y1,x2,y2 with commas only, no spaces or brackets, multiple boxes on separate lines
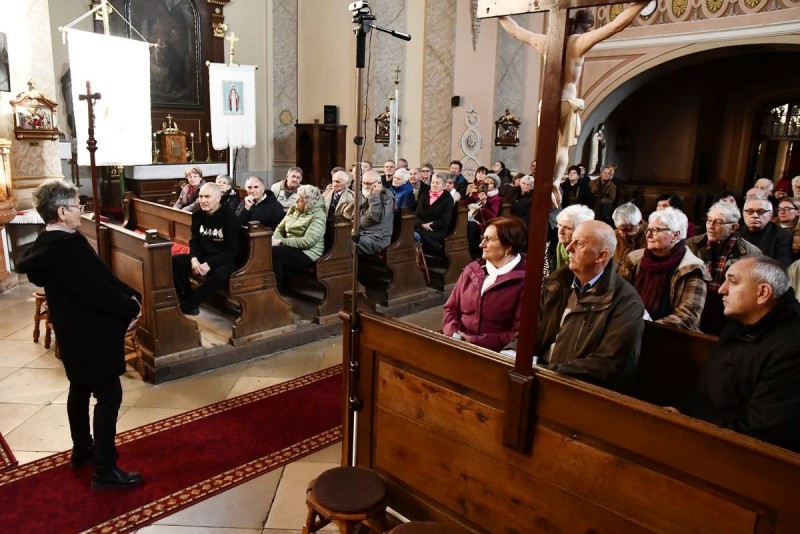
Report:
443,216,527,351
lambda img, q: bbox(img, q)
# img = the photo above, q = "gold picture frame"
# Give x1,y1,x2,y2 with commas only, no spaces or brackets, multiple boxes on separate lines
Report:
10,82,59,141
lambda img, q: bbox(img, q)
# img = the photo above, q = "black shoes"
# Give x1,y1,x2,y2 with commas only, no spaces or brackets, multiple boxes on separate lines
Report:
70,444,94,469
180,302,200,316
91,464,144,490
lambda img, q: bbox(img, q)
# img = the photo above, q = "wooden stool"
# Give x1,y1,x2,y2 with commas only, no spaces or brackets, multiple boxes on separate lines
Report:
32,291,52,349
303,466,388,534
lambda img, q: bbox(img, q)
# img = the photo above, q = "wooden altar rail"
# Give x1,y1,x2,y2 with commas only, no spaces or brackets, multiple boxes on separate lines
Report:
120,194,293,342
342,312,800,532
79,217,203,381
358,208,428,307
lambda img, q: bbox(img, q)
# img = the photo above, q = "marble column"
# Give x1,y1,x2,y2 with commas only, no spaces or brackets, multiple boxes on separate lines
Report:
272,0,298,182
491,15,528,171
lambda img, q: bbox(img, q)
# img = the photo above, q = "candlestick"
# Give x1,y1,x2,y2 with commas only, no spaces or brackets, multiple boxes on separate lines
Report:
151,132,159,163
188,132,196,163
205,132,212,162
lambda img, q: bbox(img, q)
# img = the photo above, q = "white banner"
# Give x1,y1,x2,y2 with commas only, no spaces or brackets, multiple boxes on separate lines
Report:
67,30,151,166
208,63,257,150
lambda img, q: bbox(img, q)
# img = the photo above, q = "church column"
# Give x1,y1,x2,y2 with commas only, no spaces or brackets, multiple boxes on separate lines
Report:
2,0,62,210
491,16,528,171
271,0,298,183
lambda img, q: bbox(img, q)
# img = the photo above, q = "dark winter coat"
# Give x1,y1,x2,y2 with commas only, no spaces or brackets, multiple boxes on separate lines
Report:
415,190,455,250
738,222,793,267
679,290,800,453
17,230,140,385
236,190,284,231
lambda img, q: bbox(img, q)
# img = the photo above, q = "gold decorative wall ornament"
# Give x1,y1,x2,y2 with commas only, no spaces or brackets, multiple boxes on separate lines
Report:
672,0,688,16
706,0,724,11
593,0,796,27
10,81,59,141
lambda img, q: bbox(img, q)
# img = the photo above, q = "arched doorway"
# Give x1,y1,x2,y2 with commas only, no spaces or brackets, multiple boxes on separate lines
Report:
749,100,800,184
576,44,800,212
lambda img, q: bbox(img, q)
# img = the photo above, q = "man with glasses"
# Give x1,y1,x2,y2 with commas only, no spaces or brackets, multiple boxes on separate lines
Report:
686,201,761,335
357,169,395,254
738,193,792,267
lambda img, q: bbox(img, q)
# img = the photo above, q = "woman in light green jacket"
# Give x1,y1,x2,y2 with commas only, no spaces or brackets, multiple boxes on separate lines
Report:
272,184,327,290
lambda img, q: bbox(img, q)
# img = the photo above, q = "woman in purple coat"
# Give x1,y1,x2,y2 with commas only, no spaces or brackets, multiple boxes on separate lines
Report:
443,216,527,351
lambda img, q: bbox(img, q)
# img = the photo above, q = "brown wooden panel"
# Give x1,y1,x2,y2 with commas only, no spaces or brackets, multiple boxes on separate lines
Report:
375,362,761,534
110,248,144,296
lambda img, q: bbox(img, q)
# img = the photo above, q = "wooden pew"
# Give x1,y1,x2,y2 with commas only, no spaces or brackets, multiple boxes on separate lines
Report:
499,197,512,217
122,194,293,343
284,215,354,324
424,202,470,292
342,311,800,532
358,208,428,307
79,217,202,380
634,321,716,406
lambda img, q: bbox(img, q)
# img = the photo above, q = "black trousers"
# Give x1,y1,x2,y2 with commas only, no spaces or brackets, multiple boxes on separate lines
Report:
172,254,236,308
272,246,313,289
67,377,122,466
467,220,482,260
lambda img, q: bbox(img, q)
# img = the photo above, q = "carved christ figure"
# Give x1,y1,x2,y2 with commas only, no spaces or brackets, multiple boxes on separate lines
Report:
499,3,648,186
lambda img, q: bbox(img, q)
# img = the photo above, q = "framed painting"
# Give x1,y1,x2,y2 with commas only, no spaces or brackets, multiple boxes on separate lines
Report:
0,32,10,93
126,0,202,108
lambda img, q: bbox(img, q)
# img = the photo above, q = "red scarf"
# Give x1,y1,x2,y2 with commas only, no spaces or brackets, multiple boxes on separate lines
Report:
633,241,686,320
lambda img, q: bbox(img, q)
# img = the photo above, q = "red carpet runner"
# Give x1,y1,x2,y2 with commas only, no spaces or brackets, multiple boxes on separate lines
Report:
0,432,17,473
0,365,342,533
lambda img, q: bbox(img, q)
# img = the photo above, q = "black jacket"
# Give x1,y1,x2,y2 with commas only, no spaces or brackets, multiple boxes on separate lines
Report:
236,190,284,230
191,206,240,269
561,177,593,207
17,230,140,385
739,222,793,267
415,190,455,250
220,188,241,214
679,290,800,453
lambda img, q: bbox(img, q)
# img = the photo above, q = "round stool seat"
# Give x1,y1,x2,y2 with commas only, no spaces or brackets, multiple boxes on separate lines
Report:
390,521,463,533
313,466,387,515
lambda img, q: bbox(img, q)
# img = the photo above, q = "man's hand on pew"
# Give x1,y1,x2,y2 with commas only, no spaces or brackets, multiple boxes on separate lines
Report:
420,223,433,231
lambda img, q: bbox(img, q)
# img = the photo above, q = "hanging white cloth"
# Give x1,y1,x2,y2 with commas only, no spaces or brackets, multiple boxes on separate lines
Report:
67,29,151,166
208,63,257,150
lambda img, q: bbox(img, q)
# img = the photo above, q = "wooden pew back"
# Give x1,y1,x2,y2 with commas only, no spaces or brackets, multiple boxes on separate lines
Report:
343,312,800,532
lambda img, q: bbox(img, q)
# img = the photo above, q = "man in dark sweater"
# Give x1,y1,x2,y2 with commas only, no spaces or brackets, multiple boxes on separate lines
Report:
677,256,800,453
172,182,240,315
236,176,284,230
738,195,792,267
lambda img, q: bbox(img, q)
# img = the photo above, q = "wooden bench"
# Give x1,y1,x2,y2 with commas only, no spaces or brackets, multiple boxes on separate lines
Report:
342,311,800,532
423,202,470,292
79,217,202,380
122,193,293,343
283,215,354,324
358,208,428,307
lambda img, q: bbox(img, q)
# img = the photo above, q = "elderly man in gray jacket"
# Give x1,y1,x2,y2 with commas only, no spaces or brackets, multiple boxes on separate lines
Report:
357,169,395,254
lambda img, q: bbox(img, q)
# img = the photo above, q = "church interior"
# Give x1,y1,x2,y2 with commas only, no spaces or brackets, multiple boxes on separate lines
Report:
1,0,799,532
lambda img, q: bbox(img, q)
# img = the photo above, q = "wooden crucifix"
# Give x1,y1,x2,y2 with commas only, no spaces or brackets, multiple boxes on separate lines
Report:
477,0,649,451
78,81,106,262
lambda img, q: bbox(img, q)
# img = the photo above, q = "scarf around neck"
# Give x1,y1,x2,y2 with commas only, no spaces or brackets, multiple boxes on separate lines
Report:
634,240,686,320
429,190,444,203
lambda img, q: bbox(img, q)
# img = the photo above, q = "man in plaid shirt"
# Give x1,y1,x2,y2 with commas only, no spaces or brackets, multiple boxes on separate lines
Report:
686,201,761,335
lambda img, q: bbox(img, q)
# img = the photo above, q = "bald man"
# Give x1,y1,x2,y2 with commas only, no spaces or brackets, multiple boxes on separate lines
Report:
504,220,644,390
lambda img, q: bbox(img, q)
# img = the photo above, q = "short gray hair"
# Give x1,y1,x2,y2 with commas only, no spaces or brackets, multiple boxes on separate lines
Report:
792,175,800,189
332,170,351,186
745,188,768,201
744,196,773,213
287,166,303,177
297,184,322,207
612,202,642,227
394,168,410,184
200,182,222,198
246,175,265,187
430,173,446,187
755,178,774,192
708,201,740,223
557,204,594,228
595,222,618,257
749,255,790,298
215,174,232,185
520,175,534,187
649,207,688,240
32,179,80,224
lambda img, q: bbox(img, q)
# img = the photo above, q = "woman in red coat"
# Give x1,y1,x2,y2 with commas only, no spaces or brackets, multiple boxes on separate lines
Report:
443,216,527,351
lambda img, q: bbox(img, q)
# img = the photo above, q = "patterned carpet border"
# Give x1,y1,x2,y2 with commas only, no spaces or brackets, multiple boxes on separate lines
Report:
84,426,342,534
0,433,17,474
0,365,342,485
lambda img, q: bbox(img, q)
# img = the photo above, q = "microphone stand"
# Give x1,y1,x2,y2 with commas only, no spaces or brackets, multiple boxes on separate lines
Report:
346,0,410,466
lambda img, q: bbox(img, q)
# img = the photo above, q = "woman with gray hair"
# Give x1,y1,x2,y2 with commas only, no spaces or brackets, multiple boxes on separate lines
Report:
550,204,594,271
619,207,710,330
271,184,327,291
16,179,144,489
215,174,241,214
391,167,416,211
612,202,647,267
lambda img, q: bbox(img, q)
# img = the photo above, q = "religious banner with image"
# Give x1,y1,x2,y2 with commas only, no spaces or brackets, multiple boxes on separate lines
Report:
67,30,151,166
208,63,256,149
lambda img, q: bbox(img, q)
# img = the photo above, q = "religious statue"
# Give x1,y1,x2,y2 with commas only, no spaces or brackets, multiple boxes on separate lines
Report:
589,123,606,175
495,109,521,147
498,2,648,183
375,106,391,144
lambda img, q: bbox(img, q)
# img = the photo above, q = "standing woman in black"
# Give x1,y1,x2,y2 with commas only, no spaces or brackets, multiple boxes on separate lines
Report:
17,179,144,490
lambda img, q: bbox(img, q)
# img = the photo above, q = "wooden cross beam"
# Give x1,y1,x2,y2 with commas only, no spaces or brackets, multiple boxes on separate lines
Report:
477,0,648,451
78,81,106,262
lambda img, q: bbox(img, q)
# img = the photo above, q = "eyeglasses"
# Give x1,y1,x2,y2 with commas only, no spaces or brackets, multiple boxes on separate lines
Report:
616,225,637,233
705,218,735,227
421,169,431,173
645,227,672,235
777,207,798,213
63,204,85,213
479,235,499,243
743,209,771,216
